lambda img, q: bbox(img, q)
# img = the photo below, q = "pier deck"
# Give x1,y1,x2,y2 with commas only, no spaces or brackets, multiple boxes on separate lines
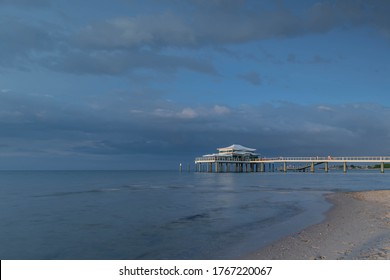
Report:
194,156,390,173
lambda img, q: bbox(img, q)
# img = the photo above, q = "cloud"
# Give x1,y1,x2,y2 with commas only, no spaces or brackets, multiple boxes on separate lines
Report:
317,105,334,112
310,54,332,64
74,12,195,50
0,9,214,77
146,1,371,46
0,0,50,8
285,53,333,64
178,108,198,119
287,53,297,63
370,0,390,37
213,105,230,115
0,88,12,93
43,49,216,76
2,86,390,169
238,71,262,86
0,17,60,67
2,0,390,77
69,1,385,53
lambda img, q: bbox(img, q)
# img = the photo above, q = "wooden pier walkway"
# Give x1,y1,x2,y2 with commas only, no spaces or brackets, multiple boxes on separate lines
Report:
194,156,390,173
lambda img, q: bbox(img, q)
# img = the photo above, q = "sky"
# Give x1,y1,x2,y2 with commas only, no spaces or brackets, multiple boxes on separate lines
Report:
1,0,390,170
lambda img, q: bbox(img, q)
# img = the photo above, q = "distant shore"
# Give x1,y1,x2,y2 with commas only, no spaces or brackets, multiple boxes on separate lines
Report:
244,190,390,260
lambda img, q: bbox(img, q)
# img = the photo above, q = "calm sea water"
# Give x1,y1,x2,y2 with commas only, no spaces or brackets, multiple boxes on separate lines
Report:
0,170,389,260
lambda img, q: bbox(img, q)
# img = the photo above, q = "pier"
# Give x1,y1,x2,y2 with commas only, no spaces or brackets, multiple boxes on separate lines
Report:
194,144,390,173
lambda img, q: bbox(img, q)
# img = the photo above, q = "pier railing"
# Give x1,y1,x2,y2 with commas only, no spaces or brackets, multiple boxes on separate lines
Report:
195,156,390,163
194,155,390,173
256,156,390,162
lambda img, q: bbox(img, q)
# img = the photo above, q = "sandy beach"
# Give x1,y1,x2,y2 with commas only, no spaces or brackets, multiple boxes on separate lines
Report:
245,190,390,260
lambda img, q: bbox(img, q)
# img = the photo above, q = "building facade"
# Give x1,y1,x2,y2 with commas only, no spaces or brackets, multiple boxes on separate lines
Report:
194,144,262,172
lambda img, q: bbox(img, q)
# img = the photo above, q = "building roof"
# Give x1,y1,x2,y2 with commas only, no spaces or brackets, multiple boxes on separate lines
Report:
201,144,259,157
217,144,256,152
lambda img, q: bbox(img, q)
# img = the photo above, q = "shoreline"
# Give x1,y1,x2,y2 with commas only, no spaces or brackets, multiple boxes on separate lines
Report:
244,190,390,260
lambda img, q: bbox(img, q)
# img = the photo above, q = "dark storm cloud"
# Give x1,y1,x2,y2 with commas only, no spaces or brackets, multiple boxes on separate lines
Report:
74,0,370,50
2,89,390,164
53,0,390,76
1,0,390,169
368,0,390,37
1,0,390,75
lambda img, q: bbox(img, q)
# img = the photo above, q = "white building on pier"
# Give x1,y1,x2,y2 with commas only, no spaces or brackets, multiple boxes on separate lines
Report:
195,144,262,172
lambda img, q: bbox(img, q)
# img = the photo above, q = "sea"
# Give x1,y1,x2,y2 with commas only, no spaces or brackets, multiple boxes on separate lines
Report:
0,170,389,260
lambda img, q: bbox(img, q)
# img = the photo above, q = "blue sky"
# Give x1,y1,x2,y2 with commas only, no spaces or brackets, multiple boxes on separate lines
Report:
1,0,390,169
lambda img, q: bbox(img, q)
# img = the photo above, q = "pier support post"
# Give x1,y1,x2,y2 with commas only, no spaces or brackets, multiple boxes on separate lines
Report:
381,162,385,173
208,163,212,173
325,162,329,173
310,162,315,173
283,162,287,173
343,162,347,173
260,163,265,172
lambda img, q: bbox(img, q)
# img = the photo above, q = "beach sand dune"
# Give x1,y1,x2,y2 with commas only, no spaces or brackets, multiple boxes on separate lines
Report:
245,190,390,260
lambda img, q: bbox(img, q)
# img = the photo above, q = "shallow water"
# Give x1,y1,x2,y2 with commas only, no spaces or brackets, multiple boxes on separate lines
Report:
0,170,389,259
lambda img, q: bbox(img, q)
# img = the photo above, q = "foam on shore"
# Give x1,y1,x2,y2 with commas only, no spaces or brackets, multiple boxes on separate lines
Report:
244,190,390,260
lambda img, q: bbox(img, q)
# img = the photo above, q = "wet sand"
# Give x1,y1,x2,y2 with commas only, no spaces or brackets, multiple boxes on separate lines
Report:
245,190,390,260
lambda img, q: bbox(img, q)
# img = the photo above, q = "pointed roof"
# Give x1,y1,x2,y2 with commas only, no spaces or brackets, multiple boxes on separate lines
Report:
217,144,256,152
